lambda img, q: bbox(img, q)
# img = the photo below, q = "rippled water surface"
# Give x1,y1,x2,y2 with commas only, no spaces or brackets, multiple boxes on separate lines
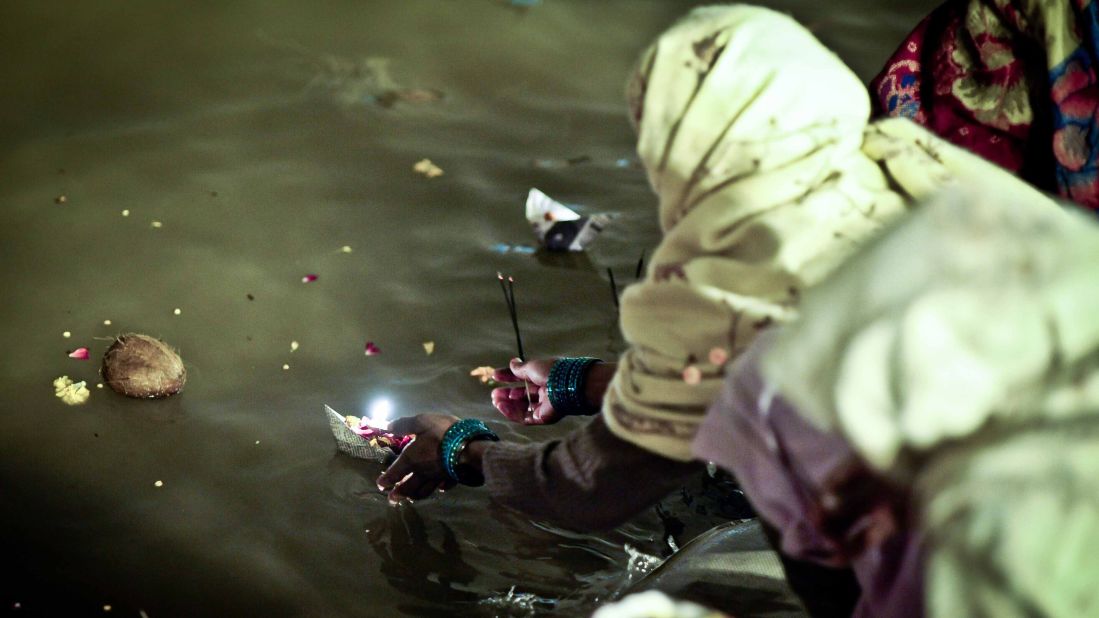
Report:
1,1,936,616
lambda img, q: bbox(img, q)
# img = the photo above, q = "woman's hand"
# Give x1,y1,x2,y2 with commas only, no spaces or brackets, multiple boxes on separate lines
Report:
376,414,460,504
491,358,557,425
491,358,617,425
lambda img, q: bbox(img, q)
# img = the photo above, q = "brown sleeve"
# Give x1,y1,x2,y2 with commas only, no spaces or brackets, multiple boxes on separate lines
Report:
481,414,701,531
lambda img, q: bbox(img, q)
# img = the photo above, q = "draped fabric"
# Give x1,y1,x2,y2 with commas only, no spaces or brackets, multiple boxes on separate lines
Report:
871,0,1099,208
696,184,1097,617
603,4,1051,460
752,184,1099,616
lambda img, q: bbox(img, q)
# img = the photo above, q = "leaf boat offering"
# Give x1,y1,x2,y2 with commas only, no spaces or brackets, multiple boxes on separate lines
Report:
325,404,411,462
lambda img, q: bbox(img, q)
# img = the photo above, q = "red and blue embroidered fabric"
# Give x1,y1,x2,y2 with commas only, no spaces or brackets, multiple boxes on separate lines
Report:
871,0,1099,209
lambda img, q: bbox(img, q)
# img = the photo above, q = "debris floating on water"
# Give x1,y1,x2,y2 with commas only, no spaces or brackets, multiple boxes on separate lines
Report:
302,274,318,283
340,245,353,253
173,308,181,316
490,243,537,255
290,341,299,352
282,363,290,371
377,88,445,107
103,319,112,326
53,376,90,405
102,334,186,399
364,341,381,356
63,331,71,338
531,154,590,169
423,341,435,355
55,194,67,204
413,158,444,178
151,221,163,229
121,209,130,217
153,480,163,488
68,347,90,360
526,188,610,252
470,366,496,384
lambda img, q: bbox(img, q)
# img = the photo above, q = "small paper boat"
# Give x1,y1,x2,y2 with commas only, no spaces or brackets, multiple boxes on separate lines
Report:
526,189,610,252
325,404,409,462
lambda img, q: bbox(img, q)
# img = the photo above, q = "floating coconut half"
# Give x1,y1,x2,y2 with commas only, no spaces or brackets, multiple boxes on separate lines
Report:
102,334,186,398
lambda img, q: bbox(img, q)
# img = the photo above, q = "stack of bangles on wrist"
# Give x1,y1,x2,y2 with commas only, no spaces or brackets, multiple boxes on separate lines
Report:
440,419,499,486
547,356,602,416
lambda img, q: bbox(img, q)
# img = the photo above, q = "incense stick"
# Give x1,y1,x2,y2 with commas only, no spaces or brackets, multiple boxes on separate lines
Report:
607,267,620,310
506,276,525,362
497,272,534,413
636,250,646,280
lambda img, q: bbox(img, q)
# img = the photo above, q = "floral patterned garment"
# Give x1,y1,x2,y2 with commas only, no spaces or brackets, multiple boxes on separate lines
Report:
871,0,1099,208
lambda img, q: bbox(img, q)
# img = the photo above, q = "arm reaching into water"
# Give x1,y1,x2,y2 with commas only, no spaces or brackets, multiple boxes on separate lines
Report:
377,413,698,531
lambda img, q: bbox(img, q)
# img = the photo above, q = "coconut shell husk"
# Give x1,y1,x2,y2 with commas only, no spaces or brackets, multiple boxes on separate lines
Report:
102,333,186,399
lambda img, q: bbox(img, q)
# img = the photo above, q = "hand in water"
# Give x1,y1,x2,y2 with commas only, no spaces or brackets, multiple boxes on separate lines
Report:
376,414,460,504
491,357,558,425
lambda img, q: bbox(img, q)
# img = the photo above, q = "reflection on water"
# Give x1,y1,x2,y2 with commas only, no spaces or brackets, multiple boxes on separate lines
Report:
1,0,937,615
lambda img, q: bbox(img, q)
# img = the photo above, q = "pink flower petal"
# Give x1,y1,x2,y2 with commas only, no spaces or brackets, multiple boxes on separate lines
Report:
682,365,702,385
364,341,381,356
708,347,729,366
68,347,90,360
301,274,318,283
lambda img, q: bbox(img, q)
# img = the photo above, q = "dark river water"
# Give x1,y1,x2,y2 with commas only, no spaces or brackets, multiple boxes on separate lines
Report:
0,1,937,616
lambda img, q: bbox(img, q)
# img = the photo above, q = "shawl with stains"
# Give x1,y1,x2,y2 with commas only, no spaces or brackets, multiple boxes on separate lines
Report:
603,4,1055,460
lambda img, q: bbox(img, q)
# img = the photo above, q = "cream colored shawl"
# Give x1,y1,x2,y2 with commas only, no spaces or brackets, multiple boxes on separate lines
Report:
603,4,1054,460
762,185,1099,617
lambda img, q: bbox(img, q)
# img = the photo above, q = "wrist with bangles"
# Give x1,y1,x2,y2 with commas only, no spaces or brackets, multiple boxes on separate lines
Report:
547,356,602,416
440,418,500,486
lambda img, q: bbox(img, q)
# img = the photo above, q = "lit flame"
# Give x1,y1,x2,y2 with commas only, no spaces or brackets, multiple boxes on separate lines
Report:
367,398,393,430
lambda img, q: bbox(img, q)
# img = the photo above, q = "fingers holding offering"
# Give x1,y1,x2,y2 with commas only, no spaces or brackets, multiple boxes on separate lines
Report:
376,414,459,503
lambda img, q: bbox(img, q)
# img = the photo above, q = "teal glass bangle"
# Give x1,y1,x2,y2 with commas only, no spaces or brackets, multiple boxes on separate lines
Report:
546,357,601,416
440,419,499,484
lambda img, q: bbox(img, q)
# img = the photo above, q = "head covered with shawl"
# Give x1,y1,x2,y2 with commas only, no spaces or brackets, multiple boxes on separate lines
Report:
761,183,1099,616
601,4,1042,460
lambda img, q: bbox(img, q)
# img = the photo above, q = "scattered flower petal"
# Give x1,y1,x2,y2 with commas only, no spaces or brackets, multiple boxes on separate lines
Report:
302,274,318,283
55,194,67,204
364,341,381,356
153,480,163,488
470,366,495,384
121,209,130,217
423,341,435,355
340,245,353,253
103,319,112,326
682,365,702,385
68,347,90,360
413,158,444,178
708,347,729,366
255,440,260,445
151,221,163,228
290,340,299,352
282,363,290,370
103,605,112,612
53,376,90,405
173,308,181,316
96,383,104,389
63,331,71,338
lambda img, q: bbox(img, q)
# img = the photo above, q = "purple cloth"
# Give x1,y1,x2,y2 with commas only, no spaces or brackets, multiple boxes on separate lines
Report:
692,331,924,618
